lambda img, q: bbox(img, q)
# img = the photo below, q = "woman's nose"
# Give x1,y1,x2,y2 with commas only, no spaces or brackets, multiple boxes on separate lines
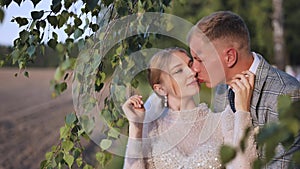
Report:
187,67,197,77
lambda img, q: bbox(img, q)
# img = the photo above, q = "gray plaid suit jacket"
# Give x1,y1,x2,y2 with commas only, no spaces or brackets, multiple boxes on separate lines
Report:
213,53,300,169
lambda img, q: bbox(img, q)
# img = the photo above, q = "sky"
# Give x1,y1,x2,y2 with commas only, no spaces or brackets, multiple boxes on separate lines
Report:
0,1,94,46
0,1,49,46
0,1,67,46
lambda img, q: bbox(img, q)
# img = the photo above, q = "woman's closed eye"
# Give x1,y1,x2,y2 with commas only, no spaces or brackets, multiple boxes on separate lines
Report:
173,68,183,74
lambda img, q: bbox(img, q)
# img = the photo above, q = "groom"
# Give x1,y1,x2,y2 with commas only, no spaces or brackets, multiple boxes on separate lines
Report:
188,11,300,168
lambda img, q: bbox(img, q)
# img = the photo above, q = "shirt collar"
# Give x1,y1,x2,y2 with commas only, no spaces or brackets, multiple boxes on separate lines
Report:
249,52,260,75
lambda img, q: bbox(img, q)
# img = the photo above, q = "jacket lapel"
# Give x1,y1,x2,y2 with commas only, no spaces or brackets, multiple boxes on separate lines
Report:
251,53,270,126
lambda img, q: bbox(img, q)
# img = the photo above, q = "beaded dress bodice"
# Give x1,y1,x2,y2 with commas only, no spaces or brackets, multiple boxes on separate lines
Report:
123,103,257,169
146,103,224,169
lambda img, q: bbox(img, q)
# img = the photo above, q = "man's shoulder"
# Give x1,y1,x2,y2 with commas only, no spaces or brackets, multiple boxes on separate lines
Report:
257,54,300,89
269,64,300,90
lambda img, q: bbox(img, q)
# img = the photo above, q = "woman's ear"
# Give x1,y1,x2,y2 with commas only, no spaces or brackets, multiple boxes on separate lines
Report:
153,84,167,96
224,48,238,68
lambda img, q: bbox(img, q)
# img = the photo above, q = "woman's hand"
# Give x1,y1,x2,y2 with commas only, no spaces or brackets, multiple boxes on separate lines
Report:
122,95,145,138
229,71,255,112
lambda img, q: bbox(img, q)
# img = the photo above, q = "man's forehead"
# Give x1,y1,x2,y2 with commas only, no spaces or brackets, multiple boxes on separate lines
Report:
189,37,208,52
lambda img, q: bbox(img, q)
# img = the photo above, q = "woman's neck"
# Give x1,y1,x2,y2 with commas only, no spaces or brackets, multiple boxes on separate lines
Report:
167,96,196,111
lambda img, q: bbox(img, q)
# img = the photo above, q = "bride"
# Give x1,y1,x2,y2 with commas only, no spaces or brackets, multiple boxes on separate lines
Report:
122,47,257,169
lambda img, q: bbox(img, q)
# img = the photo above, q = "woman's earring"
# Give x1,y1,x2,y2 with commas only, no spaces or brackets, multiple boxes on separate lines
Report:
164,95,168,107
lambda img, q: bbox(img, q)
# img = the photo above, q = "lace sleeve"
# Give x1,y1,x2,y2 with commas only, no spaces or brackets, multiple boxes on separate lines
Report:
123,119,158,169
123,138,145,169
221,106,258,169
123,93,162,169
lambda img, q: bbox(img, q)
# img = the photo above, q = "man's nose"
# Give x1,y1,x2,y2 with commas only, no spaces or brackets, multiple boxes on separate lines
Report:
191,60,201,73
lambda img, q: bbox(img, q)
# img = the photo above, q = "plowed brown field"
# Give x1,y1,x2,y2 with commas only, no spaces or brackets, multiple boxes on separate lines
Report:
0,68,73,169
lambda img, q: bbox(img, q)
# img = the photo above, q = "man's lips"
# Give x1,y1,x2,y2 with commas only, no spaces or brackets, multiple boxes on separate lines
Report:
197,79,205,83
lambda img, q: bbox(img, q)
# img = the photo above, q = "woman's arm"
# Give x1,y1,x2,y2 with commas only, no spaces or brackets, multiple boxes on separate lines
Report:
122,95,146,169
226,71,258,169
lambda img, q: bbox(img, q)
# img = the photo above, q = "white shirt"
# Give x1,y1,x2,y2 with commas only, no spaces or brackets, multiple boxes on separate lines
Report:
249,52,260,75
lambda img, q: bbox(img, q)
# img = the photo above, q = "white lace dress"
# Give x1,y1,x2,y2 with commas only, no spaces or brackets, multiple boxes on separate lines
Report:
124,103,257,169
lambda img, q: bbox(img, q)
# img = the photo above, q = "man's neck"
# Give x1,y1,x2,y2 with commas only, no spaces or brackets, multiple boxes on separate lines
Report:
227,52,254,82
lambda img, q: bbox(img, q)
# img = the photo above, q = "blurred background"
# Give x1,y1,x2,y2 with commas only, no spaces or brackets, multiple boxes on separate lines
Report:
0,0,300,168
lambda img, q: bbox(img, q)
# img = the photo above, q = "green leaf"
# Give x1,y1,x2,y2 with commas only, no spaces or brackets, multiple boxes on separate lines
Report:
0,60,4,67
77,38,85,50
80,115,95,134
59,125,70,139
24,71,29,78
55,82,67,94
108,128,120,139
74,17,82,26
45,151,53,160
292,151,300,166
47,39,58,49
96,151,112,167
55,152,64,166
64,24,74,36
116,118,125,127
100,139,112,150
278,95,292,115
220,145,236,165
19,29,30,43
102,0,113,6
36,20,46,29
63,153,74,168
86,0,98,11
54,67,64,81
0,8,4,23
15,17,28,27
40,160,47,169
62,140,74,152
90,23,99,32
83,164,93,169
76,157,83,167
56,43,65,53
64,0,72,9
52,32,58,40
31,10,44,20
74,28,83,39
47,15,58,27
131,78,139,88
58,13,67,28
66,113,76,125
31,0,41,7
51,0,62,13
2,0,12,7
27,45,35,57
13,0,21,5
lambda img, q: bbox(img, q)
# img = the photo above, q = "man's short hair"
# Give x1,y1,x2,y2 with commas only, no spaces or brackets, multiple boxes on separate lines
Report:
188,11,250,50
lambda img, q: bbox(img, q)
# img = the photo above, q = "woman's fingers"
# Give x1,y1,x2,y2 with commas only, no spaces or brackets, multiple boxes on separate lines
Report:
122,95,145,124
242,70,255,88
129,96,143,108
229,71,255,112
230,71,255,91
231,79,246,92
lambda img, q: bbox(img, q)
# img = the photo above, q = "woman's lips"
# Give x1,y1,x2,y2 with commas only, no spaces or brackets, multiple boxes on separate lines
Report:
187,79,199,86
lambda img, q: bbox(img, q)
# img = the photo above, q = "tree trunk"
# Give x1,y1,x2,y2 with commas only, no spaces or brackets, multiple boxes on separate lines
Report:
272,0,285,70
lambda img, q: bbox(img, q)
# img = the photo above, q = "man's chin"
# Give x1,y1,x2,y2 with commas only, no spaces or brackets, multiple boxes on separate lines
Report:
205,82,217,88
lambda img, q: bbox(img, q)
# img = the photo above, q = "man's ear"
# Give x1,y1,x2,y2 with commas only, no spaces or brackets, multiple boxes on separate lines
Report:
153,84,167,96
224,48,238,68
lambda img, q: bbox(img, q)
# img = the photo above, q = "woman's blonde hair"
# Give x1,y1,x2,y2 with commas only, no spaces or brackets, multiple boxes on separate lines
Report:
148,47,190,96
